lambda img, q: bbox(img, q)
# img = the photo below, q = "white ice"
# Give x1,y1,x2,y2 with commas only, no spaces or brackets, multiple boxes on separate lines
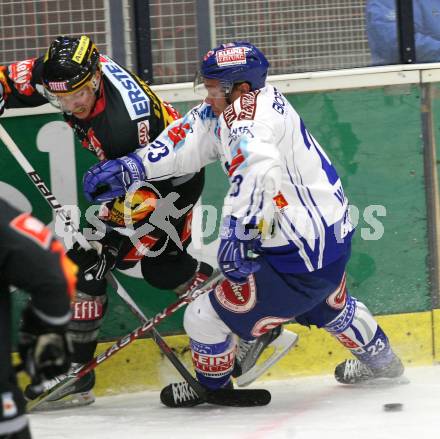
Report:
29,365,440,439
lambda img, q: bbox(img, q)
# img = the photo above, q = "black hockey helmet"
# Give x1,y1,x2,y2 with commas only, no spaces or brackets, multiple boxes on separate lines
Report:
42,35,100,94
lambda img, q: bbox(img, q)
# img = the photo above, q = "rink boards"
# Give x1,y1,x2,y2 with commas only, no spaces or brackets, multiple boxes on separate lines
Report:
12,308,440,395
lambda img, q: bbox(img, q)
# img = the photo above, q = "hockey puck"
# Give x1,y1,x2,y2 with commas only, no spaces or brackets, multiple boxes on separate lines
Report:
383,403,403,412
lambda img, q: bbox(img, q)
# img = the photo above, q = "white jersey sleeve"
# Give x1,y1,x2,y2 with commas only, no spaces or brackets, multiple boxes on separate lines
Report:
135,102,221,180
219,85,354,273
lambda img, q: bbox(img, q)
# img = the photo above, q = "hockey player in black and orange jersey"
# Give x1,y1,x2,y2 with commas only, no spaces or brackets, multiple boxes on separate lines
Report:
0,198,76,438
0,35,214,408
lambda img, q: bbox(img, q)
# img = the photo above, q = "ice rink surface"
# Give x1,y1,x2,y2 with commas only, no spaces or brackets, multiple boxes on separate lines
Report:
29,365,440,439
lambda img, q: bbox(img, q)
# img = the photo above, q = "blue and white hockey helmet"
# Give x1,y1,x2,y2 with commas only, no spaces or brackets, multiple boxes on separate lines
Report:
195,42,269,96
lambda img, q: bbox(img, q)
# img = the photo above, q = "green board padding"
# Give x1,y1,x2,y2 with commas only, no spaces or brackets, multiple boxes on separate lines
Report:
288,86,429,314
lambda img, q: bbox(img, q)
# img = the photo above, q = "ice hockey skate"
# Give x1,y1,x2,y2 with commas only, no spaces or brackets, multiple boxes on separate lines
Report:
24,364,95,411
160,380,210,407
232,326,299,387
160,380,271,408
334,355,408,385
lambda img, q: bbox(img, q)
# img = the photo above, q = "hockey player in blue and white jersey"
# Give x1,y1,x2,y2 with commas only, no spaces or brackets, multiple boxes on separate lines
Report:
83,41,405,407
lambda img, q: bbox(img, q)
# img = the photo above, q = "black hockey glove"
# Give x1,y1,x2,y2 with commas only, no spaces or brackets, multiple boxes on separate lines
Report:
18,305,73,383
72,240,120,281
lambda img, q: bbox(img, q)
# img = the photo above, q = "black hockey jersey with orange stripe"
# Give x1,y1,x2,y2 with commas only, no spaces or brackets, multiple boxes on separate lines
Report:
0,199,75,319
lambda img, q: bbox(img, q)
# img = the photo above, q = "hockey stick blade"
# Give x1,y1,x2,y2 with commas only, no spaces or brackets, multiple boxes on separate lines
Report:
26,374,78,412
206,388,271,407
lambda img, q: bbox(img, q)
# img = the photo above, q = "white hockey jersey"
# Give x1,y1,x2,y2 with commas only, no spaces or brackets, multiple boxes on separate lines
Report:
136,84,354,273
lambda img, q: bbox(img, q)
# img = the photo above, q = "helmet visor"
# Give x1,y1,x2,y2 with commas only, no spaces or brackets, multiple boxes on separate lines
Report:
44,83,94,113
43,73,100,113
193,71,208,98
193,71,233,101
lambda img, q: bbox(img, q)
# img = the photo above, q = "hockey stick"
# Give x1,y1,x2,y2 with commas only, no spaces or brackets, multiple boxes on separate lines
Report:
0,123,212,396
26,270,270,411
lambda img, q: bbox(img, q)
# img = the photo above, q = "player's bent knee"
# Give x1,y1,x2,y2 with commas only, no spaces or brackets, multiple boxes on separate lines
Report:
184,293,231,344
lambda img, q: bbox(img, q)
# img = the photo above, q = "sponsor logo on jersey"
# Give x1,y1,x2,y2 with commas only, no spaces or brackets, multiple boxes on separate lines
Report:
72,35,90,64
72,300,104,320
223,90,259,128
238,90,259,121
335,333,360,349
167,121,191,146
82,127,106,160
228,148,245,176
216,47,247,66
223,103,237,128
326,272,347,310
108,189,157,227
122,235,159,261
137,120,150,146
1,392,17,418
192,351,235,377
251,316,292,338
191,347,235,378
101,57,150,120
273,191,288,209
162,100,181,121
229,125,255,141
48,81,68,92
8,58,36,96
9,213,52,249
214,276,257,313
